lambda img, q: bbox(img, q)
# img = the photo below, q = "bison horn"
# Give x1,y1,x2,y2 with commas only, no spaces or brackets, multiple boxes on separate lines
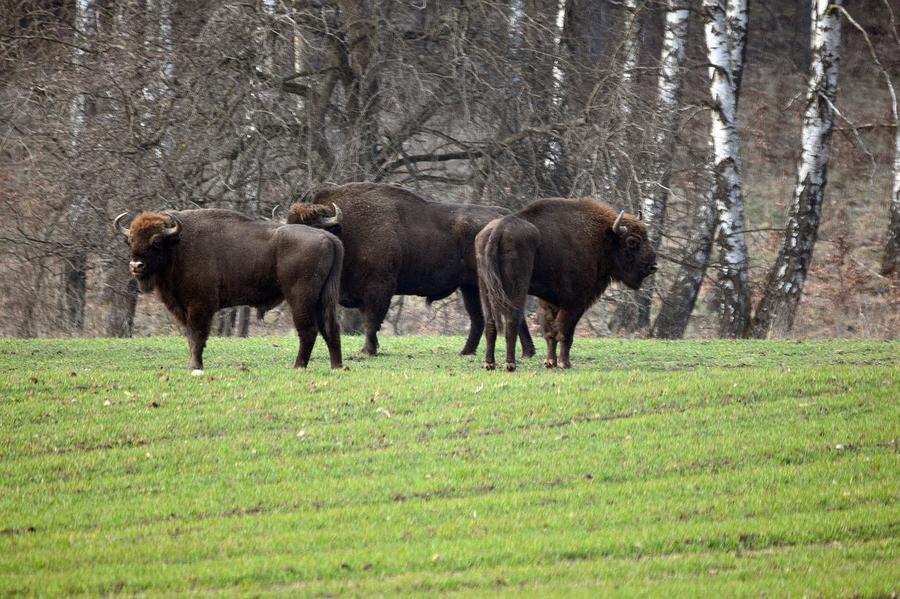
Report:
318,203,343,226
114,212,131,237
271,205,281,220
637,209,643,221
612,210,627,235
162,213,182,237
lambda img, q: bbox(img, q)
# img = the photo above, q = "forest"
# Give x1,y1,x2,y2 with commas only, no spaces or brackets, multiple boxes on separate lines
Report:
1,0,898,340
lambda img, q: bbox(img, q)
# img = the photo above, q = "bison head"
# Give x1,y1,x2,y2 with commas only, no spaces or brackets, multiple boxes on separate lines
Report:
607,210,658,290
286,202,343,232
114,211,181,293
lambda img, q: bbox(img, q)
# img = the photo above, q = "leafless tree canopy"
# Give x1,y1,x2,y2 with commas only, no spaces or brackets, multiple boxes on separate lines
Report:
1,0,898,340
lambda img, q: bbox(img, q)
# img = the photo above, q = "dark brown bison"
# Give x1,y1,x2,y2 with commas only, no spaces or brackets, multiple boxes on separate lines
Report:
114,209,344,372
287,182,534,357
476,198,657,371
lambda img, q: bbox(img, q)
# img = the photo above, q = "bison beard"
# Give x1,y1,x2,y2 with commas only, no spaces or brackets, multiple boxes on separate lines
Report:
286,182,535,357
476,198,657,371
115,209,344,371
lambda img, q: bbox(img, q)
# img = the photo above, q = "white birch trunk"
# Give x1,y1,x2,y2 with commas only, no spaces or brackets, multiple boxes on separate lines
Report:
704,0,751,337
751,0,843,337
725,0,748,105
63,0,97,331
640,1,690,244
883,114,900,275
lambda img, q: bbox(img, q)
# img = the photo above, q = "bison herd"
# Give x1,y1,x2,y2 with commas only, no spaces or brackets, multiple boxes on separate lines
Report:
115,183,656,373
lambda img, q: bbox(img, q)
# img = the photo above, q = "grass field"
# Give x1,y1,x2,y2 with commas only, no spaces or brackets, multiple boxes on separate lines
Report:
0,335,897,596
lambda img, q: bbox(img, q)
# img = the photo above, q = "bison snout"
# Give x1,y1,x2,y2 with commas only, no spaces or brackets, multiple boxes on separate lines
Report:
129,260,144,275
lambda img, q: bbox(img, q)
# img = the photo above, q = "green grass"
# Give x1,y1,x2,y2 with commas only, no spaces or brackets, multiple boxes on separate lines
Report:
1,335,897,597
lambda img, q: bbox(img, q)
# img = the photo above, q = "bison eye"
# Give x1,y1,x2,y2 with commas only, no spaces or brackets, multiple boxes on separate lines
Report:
626,236,640,250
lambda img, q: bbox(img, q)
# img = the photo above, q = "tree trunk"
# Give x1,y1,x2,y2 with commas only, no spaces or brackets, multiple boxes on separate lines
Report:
705,0,750,338
750,0,843,337
651,0,748,338
626,2,690,334
63,0,97,333
602,0,642,206
102,258,138,337
606,0,649,333
882,121,900,276
336,0,381,179
652,183,718,339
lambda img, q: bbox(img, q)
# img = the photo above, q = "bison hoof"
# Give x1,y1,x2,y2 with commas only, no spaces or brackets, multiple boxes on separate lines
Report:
543,359,556,369
191,369,204,376
460,348,476,356
505,362,517,372
483,361,496,371
561,362,572,369
521,348,536,359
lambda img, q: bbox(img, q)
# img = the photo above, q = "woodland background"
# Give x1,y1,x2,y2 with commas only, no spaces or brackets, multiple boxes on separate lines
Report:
1,0,898,340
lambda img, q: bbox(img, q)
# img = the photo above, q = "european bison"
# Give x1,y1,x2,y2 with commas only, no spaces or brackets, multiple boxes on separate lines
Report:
476,198,657,371
287,182,535,357
114,209,344,372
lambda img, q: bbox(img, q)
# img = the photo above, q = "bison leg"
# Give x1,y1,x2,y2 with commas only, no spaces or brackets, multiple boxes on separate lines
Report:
360,294,391,356
556,307,586,369
539,302,559,368
293,313,318,369
482,318,498,370
518,318,536,359
503,312,523,372
459,285,484,355
186,308,213,372
317,309,343,369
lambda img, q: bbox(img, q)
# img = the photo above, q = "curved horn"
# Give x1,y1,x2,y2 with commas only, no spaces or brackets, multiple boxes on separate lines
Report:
162,213,182,237
271,205,281,220
113,212,131,237
612,210,626,234
318,203,343,227
637,209,643,221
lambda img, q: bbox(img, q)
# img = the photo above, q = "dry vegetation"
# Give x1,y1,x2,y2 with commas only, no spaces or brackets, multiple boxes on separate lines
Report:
0,0,897,340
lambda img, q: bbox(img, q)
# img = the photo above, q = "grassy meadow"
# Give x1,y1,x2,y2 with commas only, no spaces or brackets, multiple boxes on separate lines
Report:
0,335,897,596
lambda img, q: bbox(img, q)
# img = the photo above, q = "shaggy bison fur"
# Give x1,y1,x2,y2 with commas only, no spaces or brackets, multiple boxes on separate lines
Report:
476,198,657,371
115,209,343,371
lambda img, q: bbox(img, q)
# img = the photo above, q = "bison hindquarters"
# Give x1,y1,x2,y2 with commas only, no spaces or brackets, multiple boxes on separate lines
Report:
275,227,344,369
475,217,540,372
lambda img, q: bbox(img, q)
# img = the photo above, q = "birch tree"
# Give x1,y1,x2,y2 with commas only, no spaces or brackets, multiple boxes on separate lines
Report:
653,0,749,338
705,0,751,337
750,0,843,337
883,101,900,276
623,1,690,333
62,0,97,332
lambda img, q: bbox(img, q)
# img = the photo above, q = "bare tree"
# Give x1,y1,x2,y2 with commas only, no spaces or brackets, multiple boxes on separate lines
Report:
751,0,843,337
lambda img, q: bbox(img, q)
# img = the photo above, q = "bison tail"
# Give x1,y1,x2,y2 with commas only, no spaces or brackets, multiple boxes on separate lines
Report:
319,235,344,320
476,223,516,327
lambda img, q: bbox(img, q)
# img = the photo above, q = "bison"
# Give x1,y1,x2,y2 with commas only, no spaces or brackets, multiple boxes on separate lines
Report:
287,182,534,357
114,208,344,372
476,198,657,371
